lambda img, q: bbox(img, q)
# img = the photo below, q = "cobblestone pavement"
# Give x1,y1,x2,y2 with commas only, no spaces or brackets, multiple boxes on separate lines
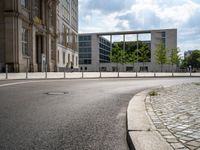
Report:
146,83,200,150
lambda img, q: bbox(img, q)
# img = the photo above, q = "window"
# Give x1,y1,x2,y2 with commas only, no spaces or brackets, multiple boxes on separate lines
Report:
21,0,28,8
51,40,54,60
58,51,60,64
63,52,66,65
76,56,78,66
34,0,42,18
22,28,28,56
68,54,70,64
161,32,166,38
50,7,54,27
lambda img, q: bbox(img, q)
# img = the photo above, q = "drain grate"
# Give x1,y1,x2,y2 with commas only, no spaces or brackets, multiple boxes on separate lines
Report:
45,92,69,95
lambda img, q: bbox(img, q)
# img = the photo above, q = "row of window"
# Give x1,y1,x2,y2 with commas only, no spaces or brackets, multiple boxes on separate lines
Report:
99,37,110,46
79,41,91,47
79,59,92,64
99,55,110,62
58,51,78,67
79,36,91,41
100,49,110,56
99,43,111,51
79,53,91,59
100,60,110,63
79,48,91,53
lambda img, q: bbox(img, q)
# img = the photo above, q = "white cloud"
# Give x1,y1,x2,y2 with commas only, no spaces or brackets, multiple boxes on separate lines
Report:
79,0,200,51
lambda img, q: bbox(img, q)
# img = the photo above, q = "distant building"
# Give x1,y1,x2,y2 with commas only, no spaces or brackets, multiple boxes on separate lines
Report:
79,34,111,71
79,29,177,72
0,0,78,72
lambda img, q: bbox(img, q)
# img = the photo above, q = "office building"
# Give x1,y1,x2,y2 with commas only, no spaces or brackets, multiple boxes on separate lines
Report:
79,34,111,71
79,29,177,72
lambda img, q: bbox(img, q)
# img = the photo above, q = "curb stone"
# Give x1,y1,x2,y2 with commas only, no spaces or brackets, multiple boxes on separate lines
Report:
127,90,173,150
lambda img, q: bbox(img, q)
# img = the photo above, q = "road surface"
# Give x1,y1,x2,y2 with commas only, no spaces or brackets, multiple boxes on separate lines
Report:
0,78,199,150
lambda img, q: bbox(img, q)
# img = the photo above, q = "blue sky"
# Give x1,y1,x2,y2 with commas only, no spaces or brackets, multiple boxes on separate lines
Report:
79,0,200,54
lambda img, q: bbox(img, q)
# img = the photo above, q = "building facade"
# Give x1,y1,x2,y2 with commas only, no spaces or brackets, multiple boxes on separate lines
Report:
0,0,78,72
79,29,177,72
79,34,111,71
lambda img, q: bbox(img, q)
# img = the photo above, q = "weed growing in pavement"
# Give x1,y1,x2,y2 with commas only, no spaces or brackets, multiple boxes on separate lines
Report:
193,82,200,86
149,90,158,96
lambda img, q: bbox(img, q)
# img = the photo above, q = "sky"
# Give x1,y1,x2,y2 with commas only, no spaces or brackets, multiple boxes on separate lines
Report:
79,0,200,55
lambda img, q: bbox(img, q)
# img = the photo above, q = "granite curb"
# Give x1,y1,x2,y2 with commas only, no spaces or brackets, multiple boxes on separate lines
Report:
127,89,173,150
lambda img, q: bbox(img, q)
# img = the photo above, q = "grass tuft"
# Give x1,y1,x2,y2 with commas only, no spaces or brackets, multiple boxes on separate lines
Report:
193,82,200,86
149,90,158,96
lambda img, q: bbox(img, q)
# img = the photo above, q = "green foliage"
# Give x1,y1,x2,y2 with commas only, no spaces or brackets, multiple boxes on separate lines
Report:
183,50,200,69
126,52,137,64
155,42,167,64
149,90,158,96
168,48,181,65
138,44,150,64
111,41,150,64
109,43,126,64
155,42,167,71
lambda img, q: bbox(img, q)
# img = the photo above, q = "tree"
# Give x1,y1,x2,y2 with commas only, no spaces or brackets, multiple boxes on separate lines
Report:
155,42,167,72
126,51,137,72
138,43,150,71
168,48,181,74
110,43,126,76
186,50,200,70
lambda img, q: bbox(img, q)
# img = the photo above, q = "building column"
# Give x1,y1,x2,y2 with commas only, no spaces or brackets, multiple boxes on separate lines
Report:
4,12,20,72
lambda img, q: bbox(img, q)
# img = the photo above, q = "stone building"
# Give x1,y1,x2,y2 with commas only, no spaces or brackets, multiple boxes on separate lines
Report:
0,0,78,72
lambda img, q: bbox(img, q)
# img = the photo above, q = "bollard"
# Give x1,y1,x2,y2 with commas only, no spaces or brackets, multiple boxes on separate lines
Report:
5,64,8,79
64,68,66,79
82,70,84,78
189,65,192,77
45,64,47,79
154,72,156,77
26,58,29,79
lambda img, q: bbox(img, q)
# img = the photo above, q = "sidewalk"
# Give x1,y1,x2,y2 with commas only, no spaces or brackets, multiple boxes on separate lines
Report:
127,83,200,150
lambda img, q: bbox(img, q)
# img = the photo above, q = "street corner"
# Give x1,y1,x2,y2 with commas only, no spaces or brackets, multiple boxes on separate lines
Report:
127,89,173,150
146,83,200,150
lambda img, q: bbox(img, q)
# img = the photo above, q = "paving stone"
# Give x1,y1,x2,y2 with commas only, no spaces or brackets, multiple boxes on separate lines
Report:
171,143,185,149
186,141,200,147
146,83,200,150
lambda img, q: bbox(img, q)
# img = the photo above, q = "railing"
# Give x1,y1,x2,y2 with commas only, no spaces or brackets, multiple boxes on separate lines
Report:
0,70,200,80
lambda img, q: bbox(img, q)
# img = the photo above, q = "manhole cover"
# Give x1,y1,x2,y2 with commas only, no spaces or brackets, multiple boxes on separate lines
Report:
45,92,69,95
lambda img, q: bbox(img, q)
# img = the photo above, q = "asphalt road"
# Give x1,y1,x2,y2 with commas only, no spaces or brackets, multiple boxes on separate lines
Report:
0,78,199,150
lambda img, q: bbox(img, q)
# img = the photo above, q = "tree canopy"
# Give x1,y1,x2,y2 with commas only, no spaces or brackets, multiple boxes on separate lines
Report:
185,50,200,69
155,42,167,71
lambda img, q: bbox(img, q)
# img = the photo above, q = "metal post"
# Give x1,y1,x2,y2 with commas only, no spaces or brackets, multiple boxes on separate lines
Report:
189,65,192,77
82,70,84,78
5,64,8,79
99,62,102,78
123,34,125,72
64,68,66,79
136,34,139,78
45,64,47,79
26,58,29,79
